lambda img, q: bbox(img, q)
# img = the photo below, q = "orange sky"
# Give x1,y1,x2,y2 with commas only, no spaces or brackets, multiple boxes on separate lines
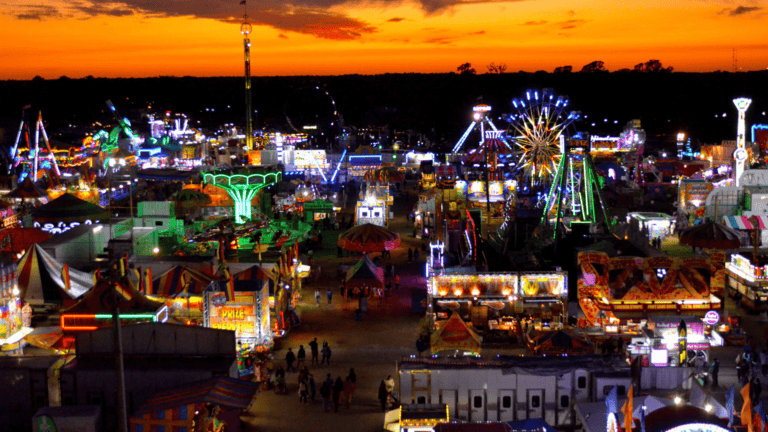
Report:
0,0,766,79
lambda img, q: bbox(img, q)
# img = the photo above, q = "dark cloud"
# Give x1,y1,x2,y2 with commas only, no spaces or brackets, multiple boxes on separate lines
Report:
557,18,588,29
68,1,136,17
468,30,485,35
13,4,62,20
387,17,405,22
522,20,547,25
719,5,763,16
278,33,288,39
424,36,454,45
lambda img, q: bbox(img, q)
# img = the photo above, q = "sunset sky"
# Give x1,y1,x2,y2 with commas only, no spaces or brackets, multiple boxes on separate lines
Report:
0,0,766,79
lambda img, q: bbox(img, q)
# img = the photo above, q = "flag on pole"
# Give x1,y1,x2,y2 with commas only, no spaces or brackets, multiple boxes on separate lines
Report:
621,385,634,432
218,238,226,262
606,386,618,414
727,387,736,426
62,264,71,291
134,267,142,292
119,254,126,277
93,267,102,285
756,400,765,432
115,283,133,301
179,271,188,294
742,382,753,432
145,267,153,295
226,275,236,301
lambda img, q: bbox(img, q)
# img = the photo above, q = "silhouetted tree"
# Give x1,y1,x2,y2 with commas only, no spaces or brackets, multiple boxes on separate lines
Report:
553,65,573,73
580,61,607,73
457,63,476,75
486,62,507,74
634,59,674,73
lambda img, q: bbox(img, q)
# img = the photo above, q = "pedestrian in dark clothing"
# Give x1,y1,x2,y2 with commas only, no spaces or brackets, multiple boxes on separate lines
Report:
413,249,419,261
711,358,720,387
285,347,296,372
309,338,319,365
309,374,317,402
299,380,308,404
752,377,762,405
333,377,344,412
347,368,357,403
337,246,343,257
408,248,413,262
378,380,388,412
327,289,333,305
325,373,333,389
321,342,332,365
297,345,306,368
320,381,331,412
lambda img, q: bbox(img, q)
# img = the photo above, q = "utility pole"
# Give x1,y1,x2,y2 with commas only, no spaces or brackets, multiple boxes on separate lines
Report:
111,264,128,432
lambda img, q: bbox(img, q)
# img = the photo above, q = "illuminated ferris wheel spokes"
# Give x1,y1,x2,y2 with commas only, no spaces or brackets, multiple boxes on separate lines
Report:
504,89,580,182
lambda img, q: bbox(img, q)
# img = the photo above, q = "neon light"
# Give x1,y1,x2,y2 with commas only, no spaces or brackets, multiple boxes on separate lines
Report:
330,149,346,183
203,170,282,223
60,313,158,331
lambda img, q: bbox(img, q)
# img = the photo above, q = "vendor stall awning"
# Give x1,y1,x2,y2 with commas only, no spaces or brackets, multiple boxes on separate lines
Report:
132,376,260,416
723,215,767,230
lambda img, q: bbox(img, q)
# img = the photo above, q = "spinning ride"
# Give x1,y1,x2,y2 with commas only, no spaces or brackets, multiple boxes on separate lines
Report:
503,89,580,184
203,168,281,224
10,109,62,184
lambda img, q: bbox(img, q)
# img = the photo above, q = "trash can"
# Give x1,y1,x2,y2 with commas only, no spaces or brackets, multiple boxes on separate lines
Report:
355,309,363,321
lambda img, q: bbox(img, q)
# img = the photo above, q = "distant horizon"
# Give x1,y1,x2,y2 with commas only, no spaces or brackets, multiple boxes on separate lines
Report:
1,0,766,80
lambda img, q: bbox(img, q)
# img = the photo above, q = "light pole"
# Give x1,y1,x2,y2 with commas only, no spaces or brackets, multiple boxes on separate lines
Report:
733,97,752,187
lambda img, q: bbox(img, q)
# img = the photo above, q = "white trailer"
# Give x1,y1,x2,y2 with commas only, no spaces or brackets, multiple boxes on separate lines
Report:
397,354,632,428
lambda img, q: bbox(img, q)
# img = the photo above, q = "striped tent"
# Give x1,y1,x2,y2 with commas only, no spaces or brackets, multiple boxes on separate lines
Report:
64,275,163,316
723,215,767,230
152,266,215,298
337,223,401,253
233,265,274,288
130,377,260,432
17,244,92,305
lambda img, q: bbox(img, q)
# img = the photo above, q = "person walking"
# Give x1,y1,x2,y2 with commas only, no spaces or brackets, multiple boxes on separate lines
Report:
321,342,332,365
299,379,308,404
309,338,319,365
407,248,413,263
710,357,720,387
325,373,333,389
297,345,306,369
385,375,396,409
347,368,357,404
320,380,331,412
327,288,333,305
309,374,317,402
285,347,296,372
378,380,388,412
343,377,353,408
413,249,419,262
333,377,344,412
315,289,321,306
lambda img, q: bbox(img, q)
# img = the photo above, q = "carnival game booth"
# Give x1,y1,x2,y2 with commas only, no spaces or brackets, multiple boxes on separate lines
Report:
518,272,568,322
148,265,216,321
17,244,92,305
724,253,768,311
31,193,111,234
129,376,260,432
346,256,385,313
577,252,725,335
430,312,482,355
60,276,168,336
204,279,271,350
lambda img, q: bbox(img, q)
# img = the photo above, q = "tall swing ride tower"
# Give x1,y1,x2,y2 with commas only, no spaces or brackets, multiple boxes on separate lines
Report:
241,10,254,151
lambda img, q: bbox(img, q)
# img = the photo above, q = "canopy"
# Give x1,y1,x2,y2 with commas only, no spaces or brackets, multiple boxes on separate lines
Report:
430,312,482,355
132,377,260,417
345,256,384,290
17,244,92,304
65,275,163,315
679,220,741,249
0,227,51,253
32,193,110,224
338,223,401,253
171,189,212,208
722,215,767,230
152,266,215,298
4,177,46,199
528,330,594,356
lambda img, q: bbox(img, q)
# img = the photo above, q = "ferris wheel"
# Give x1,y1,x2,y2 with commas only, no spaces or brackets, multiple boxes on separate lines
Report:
503,89,580,183
284,86,339,146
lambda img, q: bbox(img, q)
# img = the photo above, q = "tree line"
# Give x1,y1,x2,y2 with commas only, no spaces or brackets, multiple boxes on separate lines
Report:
457,59,674,75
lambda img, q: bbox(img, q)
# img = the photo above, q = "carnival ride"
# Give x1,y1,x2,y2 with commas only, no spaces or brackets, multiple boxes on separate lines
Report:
503,89,580,184
10,108,62,185
203,168,281,224
452,104,511,154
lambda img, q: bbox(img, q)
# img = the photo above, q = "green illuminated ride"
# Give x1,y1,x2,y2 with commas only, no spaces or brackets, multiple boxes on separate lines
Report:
540,139,608,237
203,168,282,224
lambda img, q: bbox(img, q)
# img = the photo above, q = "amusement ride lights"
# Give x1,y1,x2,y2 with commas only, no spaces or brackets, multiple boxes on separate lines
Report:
733,97,751,187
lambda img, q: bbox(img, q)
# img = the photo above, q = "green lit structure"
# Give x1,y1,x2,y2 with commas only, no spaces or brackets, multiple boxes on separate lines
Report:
203,168,281,224
540,139,608,237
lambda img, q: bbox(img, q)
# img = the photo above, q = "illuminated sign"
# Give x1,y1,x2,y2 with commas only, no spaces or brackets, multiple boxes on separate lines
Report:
473,104,492,112
519,273,566,298
704,310,720,325
204,289,269,342
293,150,328,168
665,425,730,432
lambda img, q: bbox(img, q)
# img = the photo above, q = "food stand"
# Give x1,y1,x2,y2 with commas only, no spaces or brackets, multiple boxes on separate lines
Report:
725,253,768,311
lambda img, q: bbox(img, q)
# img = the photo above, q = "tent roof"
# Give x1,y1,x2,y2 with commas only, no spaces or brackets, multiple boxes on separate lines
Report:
17,244,92,304
152,265,215,298
32,193,110,224
0,227,51,253
430,312,482,354
65,275,163,315
345,256,384,288
4,177,46,199
132,377,260,417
